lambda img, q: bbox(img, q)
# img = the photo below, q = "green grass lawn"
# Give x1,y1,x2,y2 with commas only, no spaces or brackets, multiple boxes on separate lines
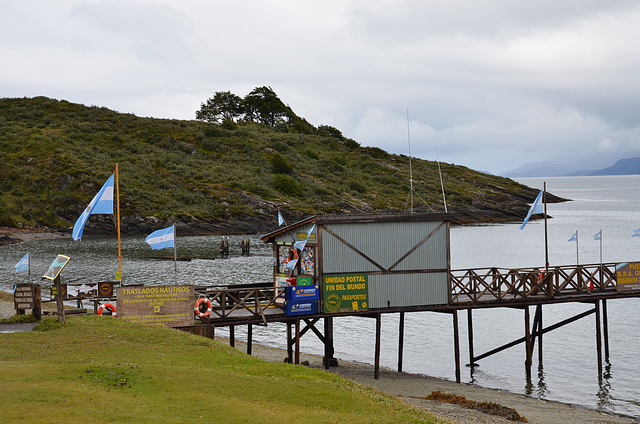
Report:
0,316,443,423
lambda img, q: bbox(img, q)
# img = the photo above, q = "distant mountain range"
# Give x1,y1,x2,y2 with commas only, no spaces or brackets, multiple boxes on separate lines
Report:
586,157,640,176
504,153,640,178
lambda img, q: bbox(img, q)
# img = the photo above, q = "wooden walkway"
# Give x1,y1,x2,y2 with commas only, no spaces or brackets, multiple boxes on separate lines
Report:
183,262,640,382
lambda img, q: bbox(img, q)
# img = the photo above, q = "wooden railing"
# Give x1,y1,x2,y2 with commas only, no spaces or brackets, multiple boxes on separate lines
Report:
194,284,284,324
450,263,619,305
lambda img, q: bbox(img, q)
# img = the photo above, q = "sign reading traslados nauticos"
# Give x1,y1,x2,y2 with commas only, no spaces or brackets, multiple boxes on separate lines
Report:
117,285,194,327
322,273,368,313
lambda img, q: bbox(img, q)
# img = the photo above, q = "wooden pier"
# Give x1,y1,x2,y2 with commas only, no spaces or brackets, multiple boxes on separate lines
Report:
180,261,639,382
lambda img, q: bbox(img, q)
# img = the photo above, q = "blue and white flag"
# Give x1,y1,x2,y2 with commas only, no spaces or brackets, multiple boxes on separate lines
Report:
520,190,543,230
293,224,316,251
145,225,175,250
286,258,298,271
568,232,577,242
633,228,640,237
278,211,284,226
594,230,602,241
72,174,115,241
14,253,29,273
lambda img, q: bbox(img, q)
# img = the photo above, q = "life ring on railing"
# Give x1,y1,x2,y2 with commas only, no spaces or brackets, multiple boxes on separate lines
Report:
194,297,212,318
537,271,544,282
289,247,299,261
97,302,117,317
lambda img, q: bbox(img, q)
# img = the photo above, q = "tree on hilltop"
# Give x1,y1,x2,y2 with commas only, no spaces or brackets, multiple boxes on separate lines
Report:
195,91,244,123
242,86,291,127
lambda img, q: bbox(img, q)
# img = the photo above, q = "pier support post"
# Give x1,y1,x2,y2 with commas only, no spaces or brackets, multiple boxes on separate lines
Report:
524,306,532,380
602,299,610,360
453,309,461,383
295,319,301,365
467,308,475,367
374,313,381,380
286,322,293,363
323,317,335,369
247,324,253,355
229,325,235,348
398,312,405,372
595,300,603,375
536,305,543,364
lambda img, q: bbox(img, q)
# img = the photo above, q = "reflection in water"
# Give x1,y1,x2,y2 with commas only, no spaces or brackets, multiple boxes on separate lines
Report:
597,360,613,411
535,365,549,398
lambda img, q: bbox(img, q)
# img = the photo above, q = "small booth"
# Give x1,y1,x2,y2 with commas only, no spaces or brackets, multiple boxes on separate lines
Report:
262,213,454,316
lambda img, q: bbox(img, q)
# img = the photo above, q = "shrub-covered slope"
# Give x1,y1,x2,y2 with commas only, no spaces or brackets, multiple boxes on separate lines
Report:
0,97,555,235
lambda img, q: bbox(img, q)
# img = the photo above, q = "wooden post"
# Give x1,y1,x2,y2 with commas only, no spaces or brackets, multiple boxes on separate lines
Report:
536,305,543,364
453,309,461,383
374,313,381,380
467,308,475,367
295,319,301,365
54,276,65,323
602,299,609,360
595,300,603,375
323,317,334,369
247,324,253,355
398,312,405,372
229,325,235,348
524,306,532,380
287,322,293,363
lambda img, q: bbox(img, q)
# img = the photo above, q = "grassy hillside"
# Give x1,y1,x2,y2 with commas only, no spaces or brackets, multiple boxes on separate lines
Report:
0,97,545,235
0,316,442,423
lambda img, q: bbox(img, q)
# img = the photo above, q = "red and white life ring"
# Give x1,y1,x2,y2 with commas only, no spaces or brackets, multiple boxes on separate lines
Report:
97,302,117,317
194,297,212,318
290,247,299,261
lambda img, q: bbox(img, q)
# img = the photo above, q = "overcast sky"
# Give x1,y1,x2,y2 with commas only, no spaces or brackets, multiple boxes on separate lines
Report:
3,1,640,175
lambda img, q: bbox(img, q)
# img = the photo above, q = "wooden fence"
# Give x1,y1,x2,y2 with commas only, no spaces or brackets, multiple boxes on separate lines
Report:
450,262,619,305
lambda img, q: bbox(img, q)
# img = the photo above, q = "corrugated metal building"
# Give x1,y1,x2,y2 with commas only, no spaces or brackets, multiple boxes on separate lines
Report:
262,213,453,312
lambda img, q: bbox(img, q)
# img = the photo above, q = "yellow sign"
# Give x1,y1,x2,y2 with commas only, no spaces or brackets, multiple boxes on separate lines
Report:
115,270,121,281
117,285,195,327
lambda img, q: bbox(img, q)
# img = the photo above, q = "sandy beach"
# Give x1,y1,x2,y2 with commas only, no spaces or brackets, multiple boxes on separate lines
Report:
222,339,637,424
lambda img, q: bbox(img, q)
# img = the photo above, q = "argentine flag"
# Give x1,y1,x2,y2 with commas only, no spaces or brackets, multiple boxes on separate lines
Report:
145,226,175,250
72,174,115,240
520,190,543,230
568,232,577,242
14,253,29,273
594,230,602,241
633,228,640,237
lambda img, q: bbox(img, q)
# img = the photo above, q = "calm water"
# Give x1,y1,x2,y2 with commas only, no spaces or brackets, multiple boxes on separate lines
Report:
2,175,640,417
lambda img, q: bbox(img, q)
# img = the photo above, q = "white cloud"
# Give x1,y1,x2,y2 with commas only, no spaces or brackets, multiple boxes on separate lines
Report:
2,0,640,174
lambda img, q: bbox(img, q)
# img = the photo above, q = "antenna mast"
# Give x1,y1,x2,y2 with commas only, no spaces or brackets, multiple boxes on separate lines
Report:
407,108,413,213
435,146,448,213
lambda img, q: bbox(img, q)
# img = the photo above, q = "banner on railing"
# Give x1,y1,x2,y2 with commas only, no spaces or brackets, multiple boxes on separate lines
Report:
615,262,640,292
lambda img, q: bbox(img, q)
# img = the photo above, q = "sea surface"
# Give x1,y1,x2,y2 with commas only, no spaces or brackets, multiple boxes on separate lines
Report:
1,175,640,418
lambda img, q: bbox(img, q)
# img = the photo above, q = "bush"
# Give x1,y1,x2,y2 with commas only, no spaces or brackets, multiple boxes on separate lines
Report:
269,153,293,174
273,174,303,197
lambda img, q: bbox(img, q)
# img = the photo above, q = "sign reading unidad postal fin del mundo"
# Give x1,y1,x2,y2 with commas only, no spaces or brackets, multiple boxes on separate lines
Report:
117,285,194,327
323,273,368,313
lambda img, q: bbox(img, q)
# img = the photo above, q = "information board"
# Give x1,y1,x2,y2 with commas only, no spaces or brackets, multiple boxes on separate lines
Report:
117,285,194,327
615,262,640,292
323,273,368,313
42,255,70,280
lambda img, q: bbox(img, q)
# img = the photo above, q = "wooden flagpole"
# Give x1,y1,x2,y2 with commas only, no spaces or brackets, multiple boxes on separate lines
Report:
115,163,122,281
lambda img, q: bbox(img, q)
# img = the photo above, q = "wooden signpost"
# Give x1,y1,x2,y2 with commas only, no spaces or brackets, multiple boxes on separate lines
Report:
13,283,42,320
42,254,71,322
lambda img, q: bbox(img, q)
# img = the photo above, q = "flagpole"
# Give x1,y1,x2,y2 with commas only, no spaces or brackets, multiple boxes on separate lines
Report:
115,163,122,281
575,230,579,265
543,182,549,271
173,225,177,284
28,252,31,284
